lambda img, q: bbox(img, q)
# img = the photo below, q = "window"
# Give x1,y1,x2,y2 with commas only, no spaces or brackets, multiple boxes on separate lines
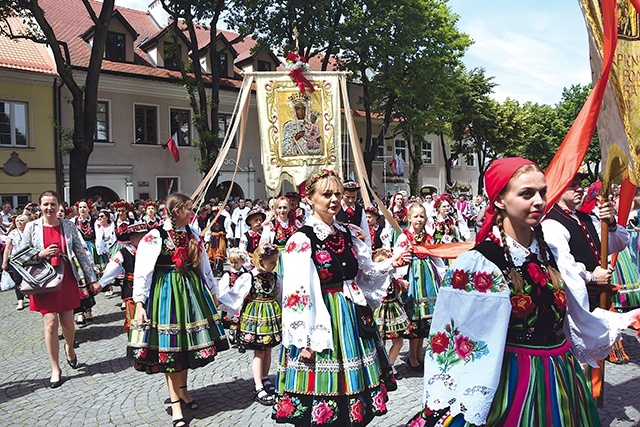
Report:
394,139,407,163
95,101,109,141
218,53,228,77
157,177,179,199
0,101,28,147
376,142,385,161
342,134,349,160
258,60,272,71
170,108,191,146
163,42,180,70
1,194,30,210
466,154,476,167
105,32,126,62
421,140,433,165
218,113,237,147
134,105,157,145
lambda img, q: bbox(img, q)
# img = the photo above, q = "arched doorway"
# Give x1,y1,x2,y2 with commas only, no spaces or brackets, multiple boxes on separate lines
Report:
86,186,120,203
212,181,244,201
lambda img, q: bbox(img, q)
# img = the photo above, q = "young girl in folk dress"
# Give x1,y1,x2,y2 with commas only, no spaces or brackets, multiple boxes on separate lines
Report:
128,193,229,427
217,249,249,344
261,196,301,276
239,208,266,258
394,203,443,371
219,243,282,406
372,249,410,378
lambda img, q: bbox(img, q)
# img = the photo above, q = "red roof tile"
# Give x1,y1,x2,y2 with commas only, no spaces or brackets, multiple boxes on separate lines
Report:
0,17,56,75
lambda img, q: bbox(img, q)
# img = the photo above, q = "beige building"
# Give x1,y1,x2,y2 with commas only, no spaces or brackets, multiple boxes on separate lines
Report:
0,17,59,209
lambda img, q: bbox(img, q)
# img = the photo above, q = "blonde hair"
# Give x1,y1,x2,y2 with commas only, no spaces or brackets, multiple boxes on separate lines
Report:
165,193,201,268
228,252,245,264
251,243,279,273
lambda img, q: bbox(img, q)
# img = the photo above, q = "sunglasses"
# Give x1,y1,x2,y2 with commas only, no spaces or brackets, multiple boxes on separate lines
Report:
98,214,106,218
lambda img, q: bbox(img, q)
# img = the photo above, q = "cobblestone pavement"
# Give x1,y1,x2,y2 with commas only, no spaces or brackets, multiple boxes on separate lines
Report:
1,290,640,426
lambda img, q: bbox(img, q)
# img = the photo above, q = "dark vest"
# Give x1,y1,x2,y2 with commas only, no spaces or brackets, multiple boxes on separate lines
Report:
370,225,384,250
545,204,601,271
298,224,358,286
335,204,363,227
121,247,135,289
244,230,262,254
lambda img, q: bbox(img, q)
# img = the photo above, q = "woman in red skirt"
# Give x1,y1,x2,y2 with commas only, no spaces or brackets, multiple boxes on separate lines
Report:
22,190,102,388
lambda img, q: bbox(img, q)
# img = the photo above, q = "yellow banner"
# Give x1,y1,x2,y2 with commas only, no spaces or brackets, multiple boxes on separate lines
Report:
580,0,640,185
255,72,342,195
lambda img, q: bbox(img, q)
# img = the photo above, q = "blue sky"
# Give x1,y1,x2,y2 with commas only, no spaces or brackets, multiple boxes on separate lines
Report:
447,0,592,106
115,0,592,106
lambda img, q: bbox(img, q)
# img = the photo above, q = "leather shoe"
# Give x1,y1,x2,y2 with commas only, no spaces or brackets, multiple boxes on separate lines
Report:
49,378,63,389
65,344,78,369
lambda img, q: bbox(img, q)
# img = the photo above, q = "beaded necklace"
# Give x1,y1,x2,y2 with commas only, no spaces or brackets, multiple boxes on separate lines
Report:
325,228,346,254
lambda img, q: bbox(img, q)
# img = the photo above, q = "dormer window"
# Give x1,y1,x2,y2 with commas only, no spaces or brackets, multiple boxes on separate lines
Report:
164,42,181,70
258,60,272,71
105,31,126,62
218,53,228,77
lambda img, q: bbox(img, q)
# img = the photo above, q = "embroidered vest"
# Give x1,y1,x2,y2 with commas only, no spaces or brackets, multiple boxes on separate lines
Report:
545,204,601,271
299,225,359,287
335,204,363,227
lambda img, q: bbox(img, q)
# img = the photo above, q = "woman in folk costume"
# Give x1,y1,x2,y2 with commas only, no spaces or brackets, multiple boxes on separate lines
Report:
142,201,163,229
127,193,229,427
261,196,302,276
393,203,443,371
72,199,99,324
432,194,462,244
203,204,229,277
387,192,409,246
272,169,411,427
406,157,640,427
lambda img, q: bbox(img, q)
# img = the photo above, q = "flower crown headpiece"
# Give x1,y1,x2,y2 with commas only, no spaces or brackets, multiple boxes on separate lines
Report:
305,169,340,194
144,201,158,210
75,199,94,211
260,244,279,258
113,200,131,210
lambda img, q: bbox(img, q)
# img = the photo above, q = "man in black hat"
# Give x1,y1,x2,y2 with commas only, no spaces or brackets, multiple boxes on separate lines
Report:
335,180,371,246
542,174,629,312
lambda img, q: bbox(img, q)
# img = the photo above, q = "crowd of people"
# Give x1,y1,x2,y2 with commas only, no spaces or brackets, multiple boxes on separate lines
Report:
1,159,640,426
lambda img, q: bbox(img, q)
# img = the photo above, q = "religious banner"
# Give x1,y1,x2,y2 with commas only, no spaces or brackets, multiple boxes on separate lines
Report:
255,72,342,195
579,0,640,186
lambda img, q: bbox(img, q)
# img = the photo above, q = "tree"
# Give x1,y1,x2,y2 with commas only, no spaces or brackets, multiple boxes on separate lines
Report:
227,0,356,70
161,0,226,174
449,67,496,193
0,0,114,202
516,102,564,169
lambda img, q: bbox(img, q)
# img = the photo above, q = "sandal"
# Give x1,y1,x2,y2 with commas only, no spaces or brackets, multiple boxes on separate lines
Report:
254,387,275,406
169,400,186,427
75,314,86,325
262,378,276,395
179,386,198,410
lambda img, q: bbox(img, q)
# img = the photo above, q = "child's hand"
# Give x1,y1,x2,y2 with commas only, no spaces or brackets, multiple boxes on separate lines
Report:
299,347,315,363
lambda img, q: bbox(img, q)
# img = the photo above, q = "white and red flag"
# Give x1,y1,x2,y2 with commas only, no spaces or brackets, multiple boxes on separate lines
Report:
166,132,180,162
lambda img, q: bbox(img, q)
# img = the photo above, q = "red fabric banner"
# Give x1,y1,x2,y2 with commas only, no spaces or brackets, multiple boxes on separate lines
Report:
166,132,180,163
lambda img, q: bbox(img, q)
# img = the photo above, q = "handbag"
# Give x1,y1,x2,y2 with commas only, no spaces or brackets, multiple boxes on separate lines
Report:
345,280,378,339
9,245,64,295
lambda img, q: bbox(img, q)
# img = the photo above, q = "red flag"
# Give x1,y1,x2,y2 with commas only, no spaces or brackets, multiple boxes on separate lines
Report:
166,132,180,162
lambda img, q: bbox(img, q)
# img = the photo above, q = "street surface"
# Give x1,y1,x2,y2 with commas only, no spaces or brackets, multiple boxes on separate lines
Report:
1,290,639,426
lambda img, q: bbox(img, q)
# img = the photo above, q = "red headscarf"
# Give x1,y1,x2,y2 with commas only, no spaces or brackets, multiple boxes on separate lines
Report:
476,157,536,243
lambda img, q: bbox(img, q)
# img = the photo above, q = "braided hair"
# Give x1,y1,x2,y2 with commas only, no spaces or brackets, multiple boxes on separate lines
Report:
165,193,202,268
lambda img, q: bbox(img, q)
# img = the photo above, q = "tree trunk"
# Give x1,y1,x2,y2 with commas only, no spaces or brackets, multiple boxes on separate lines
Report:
440,133,453,186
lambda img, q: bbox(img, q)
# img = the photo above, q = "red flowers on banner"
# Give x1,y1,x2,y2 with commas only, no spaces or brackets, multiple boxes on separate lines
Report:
285,53,315,93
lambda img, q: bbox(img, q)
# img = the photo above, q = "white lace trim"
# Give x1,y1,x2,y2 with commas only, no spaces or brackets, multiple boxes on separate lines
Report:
424,374,495,426
491,226,543,267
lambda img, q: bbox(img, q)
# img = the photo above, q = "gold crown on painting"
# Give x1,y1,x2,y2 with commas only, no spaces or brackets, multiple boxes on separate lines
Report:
287,92,312,108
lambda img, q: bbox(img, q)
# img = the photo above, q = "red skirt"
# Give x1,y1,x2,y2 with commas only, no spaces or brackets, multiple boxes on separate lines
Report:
30,258,80,314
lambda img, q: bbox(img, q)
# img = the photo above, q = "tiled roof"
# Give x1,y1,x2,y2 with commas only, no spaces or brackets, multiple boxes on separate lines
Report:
0,17,57,75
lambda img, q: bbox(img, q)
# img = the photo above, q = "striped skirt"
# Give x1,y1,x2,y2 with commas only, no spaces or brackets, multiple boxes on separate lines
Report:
127,267,229,374
374,292,410,340
237,296,282,350
273,290,397,426
612,247,640,309
403,257,441,338
406,340,600,427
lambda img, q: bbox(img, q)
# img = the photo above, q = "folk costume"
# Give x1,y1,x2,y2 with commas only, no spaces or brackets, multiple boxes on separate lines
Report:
406,157,636,427
336,181,371,246
221,267,283,351
373,277,410,341
433,214,460,244
273,216,397,426
394,228,443,338
204,211,228,276
127,221,229,374
406,230,633,427
99,241,137,332
217,263,249,341
261,216,301,276
388,202,409,246
72,215,99,315
240,208,266,258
